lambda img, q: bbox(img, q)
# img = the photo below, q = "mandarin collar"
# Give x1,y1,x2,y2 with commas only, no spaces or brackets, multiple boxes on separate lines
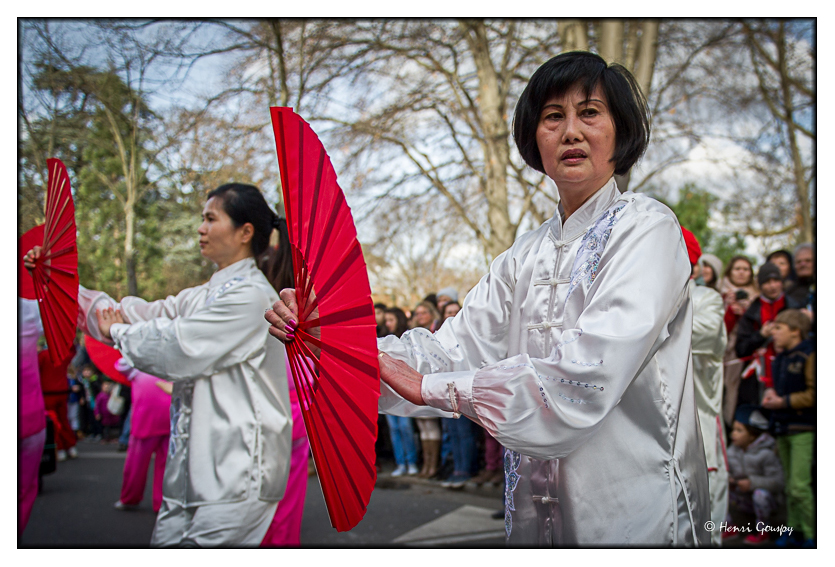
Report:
550,177,622,241
208,257,257,288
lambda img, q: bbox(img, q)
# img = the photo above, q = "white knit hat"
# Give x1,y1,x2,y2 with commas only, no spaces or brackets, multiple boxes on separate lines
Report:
436,287,459,302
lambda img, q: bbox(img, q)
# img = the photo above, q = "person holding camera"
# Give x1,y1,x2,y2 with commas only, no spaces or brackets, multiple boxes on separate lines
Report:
718,256,760,427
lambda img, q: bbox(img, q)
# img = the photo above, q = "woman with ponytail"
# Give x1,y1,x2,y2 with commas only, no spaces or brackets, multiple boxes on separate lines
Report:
28,183,293,546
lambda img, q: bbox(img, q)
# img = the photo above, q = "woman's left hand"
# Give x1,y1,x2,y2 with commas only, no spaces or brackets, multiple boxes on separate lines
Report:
378,352,426,406
96,307,124,340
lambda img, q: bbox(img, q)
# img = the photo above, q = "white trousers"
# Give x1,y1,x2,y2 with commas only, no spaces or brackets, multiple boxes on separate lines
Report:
151,457,278,549
151,495,278,547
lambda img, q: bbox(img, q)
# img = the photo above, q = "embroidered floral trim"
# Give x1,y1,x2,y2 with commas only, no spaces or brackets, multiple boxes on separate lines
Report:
538,380,550,409
405,328,459,350
570,359,603,367
555,377,604,391
498,363,535,371
558,392,590,404
205,276,245,306
504,450,522,537
412,350,440,373
412,344,449,370
554,329,583,349
566,204,626,301
497,361,605,392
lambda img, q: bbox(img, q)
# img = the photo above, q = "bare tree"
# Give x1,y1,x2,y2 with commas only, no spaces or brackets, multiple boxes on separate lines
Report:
742,20,814,243
322,19,671,263
322,20,559,262
20,20,204,296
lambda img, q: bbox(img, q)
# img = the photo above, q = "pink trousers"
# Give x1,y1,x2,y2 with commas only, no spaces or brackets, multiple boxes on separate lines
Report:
18,428,46,537
120,434,169,512
261,399,309,547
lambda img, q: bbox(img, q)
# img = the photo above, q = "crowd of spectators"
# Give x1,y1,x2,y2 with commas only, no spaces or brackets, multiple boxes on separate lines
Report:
374,288,506,494
701,243,816,547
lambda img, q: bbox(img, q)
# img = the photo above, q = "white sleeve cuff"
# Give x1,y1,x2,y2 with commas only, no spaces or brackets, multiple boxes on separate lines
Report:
109,323,131,347
421,371,477,419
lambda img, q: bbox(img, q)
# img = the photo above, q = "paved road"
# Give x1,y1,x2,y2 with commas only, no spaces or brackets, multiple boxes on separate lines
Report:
20,440,506,547
21,440,769,548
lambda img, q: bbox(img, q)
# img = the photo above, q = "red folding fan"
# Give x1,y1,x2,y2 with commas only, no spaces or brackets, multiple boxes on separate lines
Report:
26,159,79,367
84,336,132,386
270,107,380,532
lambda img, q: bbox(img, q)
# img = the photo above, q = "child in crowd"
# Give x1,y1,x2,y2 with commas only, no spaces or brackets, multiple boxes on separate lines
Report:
761,309,815,548
94,381,121,442
80,364,102,441
724,405,784,545
67,368,82,435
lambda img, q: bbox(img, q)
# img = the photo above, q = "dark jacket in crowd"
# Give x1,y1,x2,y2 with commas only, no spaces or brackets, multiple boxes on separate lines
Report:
786,277,816,340
785,277,814,309
769,339,815,435
735,294,801,359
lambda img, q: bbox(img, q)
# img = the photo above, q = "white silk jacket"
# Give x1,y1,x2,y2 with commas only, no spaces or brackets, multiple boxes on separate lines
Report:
690,280,729,546
379,179,710,546
78,258,292,507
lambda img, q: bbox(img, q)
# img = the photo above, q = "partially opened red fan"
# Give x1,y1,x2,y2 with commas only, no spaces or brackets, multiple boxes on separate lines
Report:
19,224,45,300
270,107,380,532
84,336,132,386
27,159,79,367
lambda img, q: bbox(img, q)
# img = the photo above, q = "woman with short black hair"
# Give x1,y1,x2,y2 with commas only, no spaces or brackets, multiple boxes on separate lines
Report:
513,51,650,181
268,51,709,546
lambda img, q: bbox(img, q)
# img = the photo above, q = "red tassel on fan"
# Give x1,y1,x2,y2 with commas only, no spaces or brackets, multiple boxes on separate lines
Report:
270,107,380,532
25,159,79,367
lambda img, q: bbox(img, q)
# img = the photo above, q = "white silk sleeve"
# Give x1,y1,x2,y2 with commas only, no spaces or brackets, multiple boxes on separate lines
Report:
78,284,201,345
117,285,204,324
77,285,120,344
378,243,518,418
464,215,690,460
110,283,273,381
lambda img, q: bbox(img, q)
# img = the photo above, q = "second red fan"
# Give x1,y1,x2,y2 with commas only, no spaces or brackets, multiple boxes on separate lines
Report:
28,159,79,367
270,107,379,533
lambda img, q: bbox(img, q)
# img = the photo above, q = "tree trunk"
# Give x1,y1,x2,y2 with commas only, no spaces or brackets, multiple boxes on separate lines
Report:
461,20,516,260
600,20,658,193
558,20,588,52
599,21,624,65
125,198,138,296
269,20,291,108
634,21,659,98
776,24,813,244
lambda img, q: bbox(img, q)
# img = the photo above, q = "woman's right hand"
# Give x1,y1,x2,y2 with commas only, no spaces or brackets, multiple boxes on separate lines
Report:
23,246,42,271
265,287,322,358
265,288,299,342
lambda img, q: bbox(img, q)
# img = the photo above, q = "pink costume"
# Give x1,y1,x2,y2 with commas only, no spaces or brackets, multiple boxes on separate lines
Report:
94,391,121,427
261,357,310,547
18,298,45,537
116,359,171,512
